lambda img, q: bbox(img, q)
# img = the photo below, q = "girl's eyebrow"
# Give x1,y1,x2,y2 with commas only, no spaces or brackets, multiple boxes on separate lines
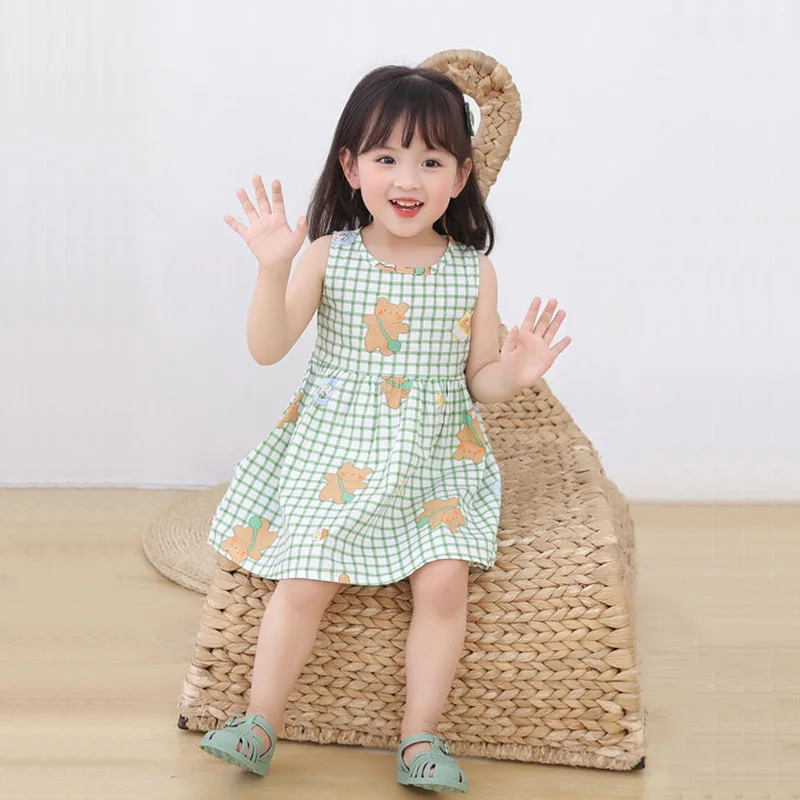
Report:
375,144,444,153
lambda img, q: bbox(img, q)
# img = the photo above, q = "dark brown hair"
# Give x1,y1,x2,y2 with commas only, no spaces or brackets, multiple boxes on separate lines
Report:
306,65,495,254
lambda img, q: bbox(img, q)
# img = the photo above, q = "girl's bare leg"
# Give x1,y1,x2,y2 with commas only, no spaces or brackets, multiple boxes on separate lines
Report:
400,559,469,775
240,577,341,752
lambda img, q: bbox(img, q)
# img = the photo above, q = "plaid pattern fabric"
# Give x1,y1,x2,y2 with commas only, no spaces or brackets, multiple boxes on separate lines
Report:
207,227,502,585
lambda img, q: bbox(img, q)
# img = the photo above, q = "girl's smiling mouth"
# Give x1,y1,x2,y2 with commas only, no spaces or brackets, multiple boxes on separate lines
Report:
390,199,424,217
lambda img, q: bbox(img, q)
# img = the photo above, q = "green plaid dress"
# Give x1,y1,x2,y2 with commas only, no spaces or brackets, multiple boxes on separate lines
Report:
207,227,502,585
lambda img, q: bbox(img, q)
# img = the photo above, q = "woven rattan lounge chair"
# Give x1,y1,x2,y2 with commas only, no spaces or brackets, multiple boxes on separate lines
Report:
162,49,645,772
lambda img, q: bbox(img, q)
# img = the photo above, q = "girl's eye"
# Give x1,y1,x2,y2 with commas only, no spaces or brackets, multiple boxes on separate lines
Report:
375,157,442,168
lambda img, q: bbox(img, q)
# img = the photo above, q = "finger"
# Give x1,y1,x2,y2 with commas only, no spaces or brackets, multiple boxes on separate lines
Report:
295,215,307,242
253,175,272,216
223,214,249,237
551,335,572,356
534,298,558,335
237,188,260,225
270,179,285,218
543,310,566,344
521,297,541,331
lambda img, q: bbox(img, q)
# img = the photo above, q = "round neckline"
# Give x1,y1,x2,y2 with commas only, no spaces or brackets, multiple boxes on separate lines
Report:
356,227,453,273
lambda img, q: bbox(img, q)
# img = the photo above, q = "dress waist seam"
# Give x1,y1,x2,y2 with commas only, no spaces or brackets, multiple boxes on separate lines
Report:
308,358,466,382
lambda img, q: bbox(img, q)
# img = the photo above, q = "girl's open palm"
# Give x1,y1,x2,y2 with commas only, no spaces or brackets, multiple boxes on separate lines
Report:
224,176,307,268
500,298,572,389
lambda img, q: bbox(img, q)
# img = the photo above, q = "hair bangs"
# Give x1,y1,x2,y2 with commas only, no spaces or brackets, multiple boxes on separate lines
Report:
358,83,461,161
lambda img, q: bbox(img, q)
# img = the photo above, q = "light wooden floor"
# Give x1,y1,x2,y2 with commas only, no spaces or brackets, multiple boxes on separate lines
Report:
1,489,797,799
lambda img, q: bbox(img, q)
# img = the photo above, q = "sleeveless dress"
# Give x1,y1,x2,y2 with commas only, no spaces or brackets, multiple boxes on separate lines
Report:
206,227,502,586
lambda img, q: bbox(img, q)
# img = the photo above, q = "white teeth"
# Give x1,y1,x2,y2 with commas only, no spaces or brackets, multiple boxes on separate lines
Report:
392,200,422,208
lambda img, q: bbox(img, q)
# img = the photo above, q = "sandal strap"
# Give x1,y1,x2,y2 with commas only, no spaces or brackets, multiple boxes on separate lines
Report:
238,730,268,763
224,713,272,735
399,732,451,756
219,713,276,760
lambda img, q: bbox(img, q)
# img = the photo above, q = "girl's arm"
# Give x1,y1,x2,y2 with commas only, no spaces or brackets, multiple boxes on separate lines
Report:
467,255,571,401
247,235,331,365
466,254,571,402
465,254,522,404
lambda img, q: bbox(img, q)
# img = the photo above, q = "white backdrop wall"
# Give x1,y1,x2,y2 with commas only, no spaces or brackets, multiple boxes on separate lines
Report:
1,0,797,501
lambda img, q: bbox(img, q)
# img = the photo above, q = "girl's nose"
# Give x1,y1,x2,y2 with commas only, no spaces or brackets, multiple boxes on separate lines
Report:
394,170,420,190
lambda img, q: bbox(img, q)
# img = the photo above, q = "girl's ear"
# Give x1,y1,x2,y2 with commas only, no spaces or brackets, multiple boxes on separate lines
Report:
452,157,473,198
338,148,360,189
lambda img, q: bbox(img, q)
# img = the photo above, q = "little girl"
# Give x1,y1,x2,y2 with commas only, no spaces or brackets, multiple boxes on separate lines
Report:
199,64,571,792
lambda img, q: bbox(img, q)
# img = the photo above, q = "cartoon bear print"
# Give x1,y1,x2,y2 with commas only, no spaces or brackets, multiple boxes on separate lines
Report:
415,497,466,534
363,298,410,356
319,461,373,504
376,263,432,277
221,515,279,565
454,411,487,464
276,391,303,428
380,376,413,409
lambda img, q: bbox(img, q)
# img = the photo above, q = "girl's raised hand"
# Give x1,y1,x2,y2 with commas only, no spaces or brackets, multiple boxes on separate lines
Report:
500,298,572,390
224,176,308,269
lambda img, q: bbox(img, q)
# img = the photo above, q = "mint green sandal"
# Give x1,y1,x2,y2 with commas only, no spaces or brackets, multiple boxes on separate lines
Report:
199,713,276,776
397,733,468,793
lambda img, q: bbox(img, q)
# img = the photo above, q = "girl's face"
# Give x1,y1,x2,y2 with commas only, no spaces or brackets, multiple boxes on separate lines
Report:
339,118,471,240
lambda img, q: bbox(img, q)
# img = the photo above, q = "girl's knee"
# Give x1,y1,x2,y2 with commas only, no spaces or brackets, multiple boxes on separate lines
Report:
409,560,469,615
276,577,340,608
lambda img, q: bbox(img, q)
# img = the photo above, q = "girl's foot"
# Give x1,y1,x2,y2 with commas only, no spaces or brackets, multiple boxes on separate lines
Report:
397,733,468,792
199,713,277,776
